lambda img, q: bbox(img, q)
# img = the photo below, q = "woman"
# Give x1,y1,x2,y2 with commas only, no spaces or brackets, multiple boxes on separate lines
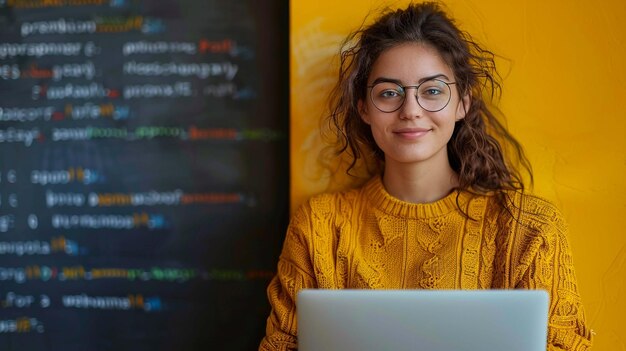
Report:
259,2,593,350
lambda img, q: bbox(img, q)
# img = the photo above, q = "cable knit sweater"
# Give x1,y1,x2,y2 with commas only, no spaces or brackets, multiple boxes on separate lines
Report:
259,176,593,351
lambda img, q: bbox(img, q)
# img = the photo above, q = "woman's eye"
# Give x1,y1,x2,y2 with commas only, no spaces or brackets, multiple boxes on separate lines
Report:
380,90,401,98
423,88,442,95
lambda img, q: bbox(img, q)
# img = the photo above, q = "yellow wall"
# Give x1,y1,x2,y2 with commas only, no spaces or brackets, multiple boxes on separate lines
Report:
291,0,626,349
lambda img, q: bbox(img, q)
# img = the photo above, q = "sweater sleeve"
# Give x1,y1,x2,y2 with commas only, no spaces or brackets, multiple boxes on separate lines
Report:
513,198,593,351
259,202,317,351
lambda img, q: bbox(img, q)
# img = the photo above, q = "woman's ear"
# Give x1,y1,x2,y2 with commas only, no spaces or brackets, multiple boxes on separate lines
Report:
358,99,371,125
455,92,471,121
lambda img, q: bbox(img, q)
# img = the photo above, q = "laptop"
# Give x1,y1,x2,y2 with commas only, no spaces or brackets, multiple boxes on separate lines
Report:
297,289,549,351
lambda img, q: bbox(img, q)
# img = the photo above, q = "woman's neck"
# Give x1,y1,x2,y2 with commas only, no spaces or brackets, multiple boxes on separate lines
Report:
382,159,459,204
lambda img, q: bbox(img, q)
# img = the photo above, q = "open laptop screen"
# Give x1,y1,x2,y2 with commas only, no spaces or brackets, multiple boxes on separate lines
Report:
297,289,549,351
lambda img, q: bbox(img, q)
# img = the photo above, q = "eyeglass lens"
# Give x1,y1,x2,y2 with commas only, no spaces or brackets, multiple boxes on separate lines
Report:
370,79,452,112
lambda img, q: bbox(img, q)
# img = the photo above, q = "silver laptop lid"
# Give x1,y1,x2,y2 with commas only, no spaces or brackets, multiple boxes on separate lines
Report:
297,289,549,351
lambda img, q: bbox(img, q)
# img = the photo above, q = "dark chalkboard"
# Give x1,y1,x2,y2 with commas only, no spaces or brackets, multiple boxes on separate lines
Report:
0,1,289,350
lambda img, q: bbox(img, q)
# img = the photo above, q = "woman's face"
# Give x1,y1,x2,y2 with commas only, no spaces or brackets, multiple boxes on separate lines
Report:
359,43,468,170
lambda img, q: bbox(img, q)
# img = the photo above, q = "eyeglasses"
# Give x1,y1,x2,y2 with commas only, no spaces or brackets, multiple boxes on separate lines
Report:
367,78,457,113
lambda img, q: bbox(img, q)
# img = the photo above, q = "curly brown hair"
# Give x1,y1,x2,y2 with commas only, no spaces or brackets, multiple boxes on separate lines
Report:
324,1,532,194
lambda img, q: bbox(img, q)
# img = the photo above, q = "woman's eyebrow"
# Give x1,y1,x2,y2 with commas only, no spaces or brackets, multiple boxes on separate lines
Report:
369,77,402,86
418,73,450,83
370,73,452,86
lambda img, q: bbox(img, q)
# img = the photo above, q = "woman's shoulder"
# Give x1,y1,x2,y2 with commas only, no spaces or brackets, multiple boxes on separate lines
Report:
298,183,365,218
496,189,569,235
289,177,380,233
285,183,367,249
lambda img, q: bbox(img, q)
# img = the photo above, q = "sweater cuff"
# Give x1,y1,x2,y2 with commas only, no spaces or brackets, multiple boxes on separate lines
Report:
548,325,593,351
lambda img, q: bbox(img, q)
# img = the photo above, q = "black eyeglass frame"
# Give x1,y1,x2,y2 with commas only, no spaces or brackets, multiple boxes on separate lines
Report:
367,79,457,113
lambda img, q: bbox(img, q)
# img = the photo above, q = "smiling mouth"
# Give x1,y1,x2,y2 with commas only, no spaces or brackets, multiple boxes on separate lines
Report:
393,128,432,138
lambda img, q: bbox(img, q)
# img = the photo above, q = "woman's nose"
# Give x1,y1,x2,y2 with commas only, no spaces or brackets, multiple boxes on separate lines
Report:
399,88,423,119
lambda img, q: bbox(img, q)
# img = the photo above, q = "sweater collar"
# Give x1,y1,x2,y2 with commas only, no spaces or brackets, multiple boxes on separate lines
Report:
363,175,473,219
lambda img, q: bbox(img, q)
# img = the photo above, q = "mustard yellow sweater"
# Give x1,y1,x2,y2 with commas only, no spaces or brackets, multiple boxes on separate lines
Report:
259,176,593,351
